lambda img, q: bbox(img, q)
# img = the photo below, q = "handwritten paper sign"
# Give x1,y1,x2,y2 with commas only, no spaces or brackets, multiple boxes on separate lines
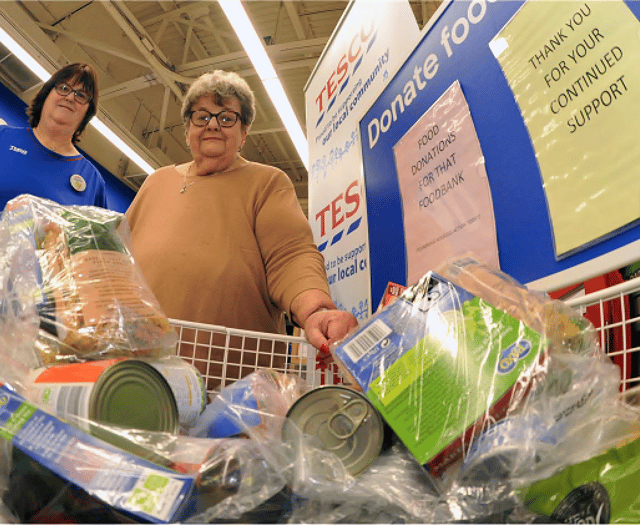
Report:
393,80,499,284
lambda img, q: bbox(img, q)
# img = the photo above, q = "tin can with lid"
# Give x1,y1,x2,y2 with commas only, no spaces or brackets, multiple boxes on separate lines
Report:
143,356,207,431
23,357,205,435
282,385,385,476
459,414,564,486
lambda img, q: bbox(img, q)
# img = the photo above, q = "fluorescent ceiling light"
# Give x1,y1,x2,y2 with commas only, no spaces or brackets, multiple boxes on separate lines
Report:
0,25,155,176
0,26,50,81
218,0,309,169
90,119,155,175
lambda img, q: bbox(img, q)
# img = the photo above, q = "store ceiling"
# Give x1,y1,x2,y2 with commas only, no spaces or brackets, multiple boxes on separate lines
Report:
0,1,441,214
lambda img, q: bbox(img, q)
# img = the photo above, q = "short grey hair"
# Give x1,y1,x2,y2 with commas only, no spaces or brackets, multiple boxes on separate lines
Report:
181,70,256,129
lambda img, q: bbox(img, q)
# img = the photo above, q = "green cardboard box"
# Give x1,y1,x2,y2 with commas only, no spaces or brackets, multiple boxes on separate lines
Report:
333,273,548,477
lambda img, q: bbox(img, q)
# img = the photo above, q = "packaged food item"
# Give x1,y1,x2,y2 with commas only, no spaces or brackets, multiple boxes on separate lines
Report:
331,269,551,479
190,369,307,441
59,429,250,516
21,356,206,435
458,414,564,486
522,434,640,523
377,282,407,312
0,384,196,523
435,256,593,355
5,447,138,524
1,194,177,365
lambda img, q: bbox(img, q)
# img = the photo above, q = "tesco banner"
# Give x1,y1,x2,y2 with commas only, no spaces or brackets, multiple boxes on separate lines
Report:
305,0,420,321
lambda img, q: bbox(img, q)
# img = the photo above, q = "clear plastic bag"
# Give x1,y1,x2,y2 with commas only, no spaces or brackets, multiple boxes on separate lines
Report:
286,441,442,524
71,424,295,524
435,255,595,356
3,245,640,523
327,256,631,496
0,194,177,370
520,430,640,523
190,369,309,442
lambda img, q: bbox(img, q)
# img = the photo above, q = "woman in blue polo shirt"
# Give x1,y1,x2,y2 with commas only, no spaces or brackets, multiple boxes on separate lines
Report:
0,63,107,211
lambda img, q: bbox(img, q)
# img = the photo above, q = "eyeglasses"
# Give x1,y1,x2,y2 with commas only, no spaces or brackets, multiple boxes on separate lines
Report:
54,83,92,105
188,109,243,128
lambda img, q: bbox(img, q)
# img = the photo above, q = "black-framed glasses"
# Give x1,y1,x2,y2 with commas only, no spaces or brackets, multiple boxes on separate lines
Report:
189,109,242,128
54,83,92,105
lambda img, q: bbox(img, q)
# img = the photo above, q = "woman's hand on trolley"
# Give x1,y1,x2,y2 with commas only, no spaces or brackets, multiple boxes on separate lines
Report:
291,289,359,352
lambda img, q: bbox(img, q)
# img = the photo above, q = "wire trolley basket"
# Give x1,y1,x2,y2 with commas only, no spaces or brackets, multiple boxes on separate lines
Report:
171,275,640,397
170,318,343,394
564,275,640,394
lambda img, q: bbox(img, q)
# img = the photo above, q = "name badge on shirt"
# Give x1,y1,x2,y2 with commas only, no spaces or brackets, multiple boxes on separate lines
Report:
70,174,86,192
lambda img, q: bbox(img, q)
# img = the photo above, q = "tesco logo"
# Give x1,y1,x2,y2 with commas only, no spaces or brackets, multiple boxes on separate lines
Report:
316,180,361,251
314,23,376,119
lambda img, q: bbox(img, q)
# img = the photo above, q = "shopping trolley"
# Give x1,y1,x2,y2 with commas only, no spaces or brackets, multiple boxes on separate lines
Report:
170,274,640,396
564,274,640,394
170,318,344,394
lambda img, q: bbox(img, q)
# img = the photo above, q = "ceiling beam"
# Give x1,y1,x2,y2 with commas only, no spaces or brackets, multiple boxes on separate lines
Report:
112,0,171,64
248,123,286,135
100,1,185,101
99,74,162,100
284,2,307,40
141,2,234,40
35,23,150,67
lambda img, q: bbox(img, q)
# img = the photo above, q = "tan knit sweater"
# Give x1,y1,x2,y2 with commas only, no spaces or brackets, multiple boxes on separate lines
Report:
125,157,330,335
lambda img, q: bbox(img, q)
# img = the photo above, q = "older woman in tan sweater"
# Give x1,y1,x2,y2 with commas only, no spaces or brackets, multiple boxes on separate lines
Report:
125,70,357,385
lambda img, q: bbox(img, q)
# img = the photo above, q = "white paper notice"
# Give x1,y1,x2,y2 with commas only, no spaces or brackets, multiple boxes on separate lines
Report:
393,80,499,284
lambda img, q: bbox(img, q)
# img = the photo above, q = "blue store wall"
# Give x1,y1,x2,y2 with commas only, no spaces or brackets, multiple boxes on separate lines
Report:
0,81,136,213
360,0,640,298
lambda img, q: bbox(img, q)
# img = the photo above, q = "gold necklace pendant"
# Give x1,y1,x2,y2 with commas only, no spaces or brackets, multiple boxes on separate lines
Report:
180,170,210,194
181,166,197,194
180,161,229,193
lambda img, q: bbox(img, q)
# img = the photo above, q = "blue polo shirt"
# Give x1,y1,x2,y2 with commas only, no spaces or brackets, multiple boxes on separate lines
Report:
0,126,108,211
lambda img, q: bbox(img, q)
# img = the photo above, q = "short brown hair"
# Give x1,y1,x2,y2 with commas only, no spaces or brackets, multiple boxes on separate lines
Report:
27,63,99,144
